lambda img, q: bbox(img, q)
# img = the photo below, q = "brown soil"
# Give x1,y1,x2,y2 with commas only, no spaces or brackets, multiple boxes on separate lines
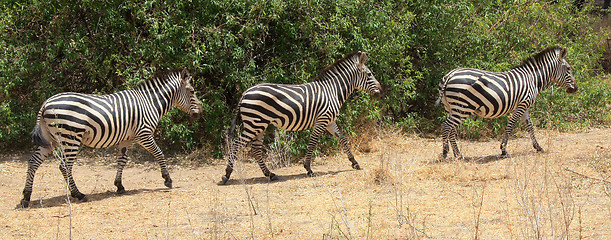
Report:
1,128,609,239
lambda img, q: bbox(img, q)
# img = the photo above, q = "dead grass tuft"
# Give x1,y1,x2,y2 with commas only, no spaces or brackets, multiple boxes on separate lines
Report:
351,117,382,154
371,167,393,185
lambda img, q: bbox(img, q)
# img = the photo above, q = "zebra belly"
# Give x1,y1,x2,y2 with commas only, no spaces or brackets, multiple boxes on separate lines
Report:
240,110,316,132
272,118,315,131
473,107,504,119
81,130,135,149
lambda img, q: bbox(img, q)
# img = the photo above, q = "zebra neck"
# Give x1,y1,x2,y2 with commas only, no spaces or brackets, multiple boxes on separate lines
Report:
512,60,554,93
337,81,355,105
317,70,356,104
137,77,181,118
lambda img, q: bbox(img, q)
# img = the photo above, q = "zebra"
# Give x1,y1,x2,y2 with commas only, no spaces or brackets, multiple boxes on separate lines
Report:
437,46,577,159
221,51,381,184
20,68,202,208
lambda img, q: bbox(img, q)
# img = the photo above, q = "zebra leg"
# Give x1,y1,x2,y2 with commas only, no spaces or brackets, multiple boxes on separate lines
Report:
57,145,88,202
449,124,462,159
441,121,451,159
137,135,172,188
20,146,53,208
114,144,130,194
222,132,253,184
441,119,463,159
326,122,360,170
303,123,327,177
500,108,526,157
252,131,278,181
522,110,544,153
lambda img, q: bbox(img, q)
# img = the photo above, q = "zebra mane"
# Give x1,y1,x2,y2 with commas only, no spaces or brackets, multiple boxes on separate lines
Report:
134,68,185,90
513,46,563,69
314,52,360,82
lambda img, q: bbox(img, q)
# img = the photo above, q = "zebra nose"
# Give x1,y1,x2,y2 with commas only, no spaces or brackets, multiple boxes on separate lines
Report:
191,112,201,119
372,90,382,99
566,86,577,94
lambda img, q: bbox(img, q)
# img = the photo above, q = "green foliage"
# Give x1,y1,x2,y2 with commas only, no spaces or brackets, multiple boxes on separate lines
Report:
0,0,609,158
532,73,611,130
406,0,610,138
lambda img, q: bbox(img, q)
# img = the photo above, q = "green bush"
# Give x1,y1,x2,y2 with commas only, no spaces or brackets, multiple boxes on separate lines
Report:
406,0,610,139
1,0,609,159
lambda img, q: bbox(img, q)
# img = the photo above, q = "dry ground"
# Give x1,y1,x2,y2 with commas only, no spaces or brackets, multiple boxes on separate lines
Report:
1,128,609,239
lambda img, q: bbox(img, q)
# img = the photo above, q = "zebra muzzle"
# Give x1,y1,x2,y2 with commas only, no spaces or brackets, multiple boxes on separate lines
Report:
566,86,577,94
371,90,382,99
190,112,201,119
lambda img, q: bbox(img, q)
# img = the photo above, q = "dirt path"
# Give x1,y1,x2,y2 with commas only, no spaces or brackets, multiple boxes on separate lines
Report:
1,129,609,239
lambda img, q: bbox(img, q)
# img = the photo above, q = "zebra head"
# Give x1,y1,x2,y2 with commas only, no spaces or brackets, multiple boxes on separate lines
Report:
176,68,203,118
354,52,382,98
554,47,577,94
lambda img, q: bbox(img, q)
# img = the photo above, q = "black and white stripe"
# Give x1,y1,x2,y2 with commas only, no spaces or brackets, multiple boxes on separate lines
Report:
20,68,202,207
438,47,577,158
222,52,381,184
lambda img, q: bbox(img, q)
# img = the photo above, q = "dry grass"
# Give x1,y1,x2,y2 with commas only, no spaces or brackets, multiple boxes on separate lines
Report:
0,128,609,239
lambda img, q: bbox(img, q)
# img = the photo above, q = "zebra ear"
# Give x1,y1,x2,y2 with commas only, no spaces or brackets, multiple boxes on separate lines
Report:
358,51,369,69
180,68,191,83
559,47,567,59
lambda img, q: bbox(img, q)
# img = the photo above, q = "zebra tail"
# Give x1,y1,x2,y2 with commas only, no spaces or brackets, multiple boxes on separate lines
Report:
31,123,51,147
435,74,450,106
227,106,241,142
435,86,445,106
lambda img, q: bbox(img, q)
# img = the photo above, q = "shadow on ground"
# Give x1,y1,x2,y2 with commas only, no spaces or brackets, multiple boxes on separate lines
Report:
15,187,173,210
217,169,353,186
428,150,542,164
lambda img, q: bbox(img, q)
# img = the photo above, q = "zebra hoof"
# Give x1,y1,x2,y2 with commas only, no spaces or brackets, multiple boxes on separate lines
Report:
352,163,361,170
79,195,89,202
306,171,315,177
536,148,544,153
221,175,229,185
19,199,29,208
164,180,173,189
116,188,126,194
72,191,87,200
269,173,279,181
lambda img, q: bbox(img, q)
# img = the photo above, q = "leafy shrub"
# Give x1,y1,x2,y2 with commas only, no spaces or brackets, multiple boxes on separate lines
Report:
0,0,609,159
407,0,610,139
